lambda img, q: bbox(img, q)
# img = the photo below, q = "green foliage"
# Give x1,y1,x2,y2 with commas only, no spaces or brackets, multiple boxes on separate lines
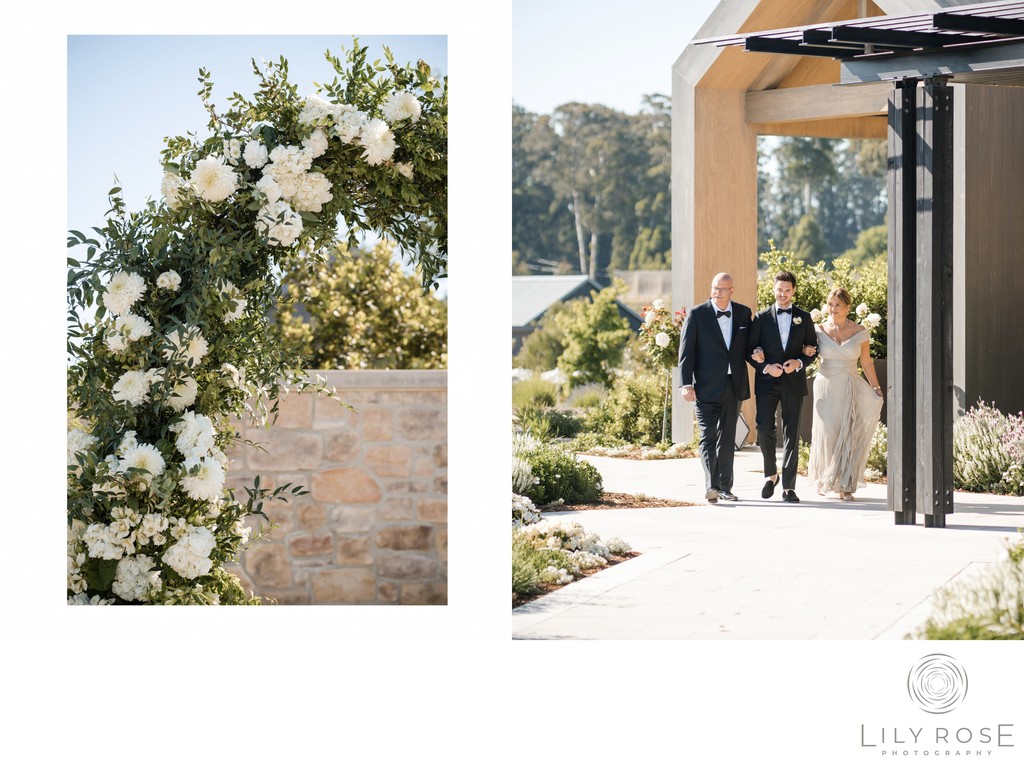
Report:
512,531,575,599
584,373,669,447
562,383,606,410
555,282,632,394
864,422,887,481
841,223,887,269
915,535,1024,639
798,438,811,474
636,300,685,370
276,240,447,370
514,301,569,371
784,213,826,263
514,441,603,505
953,402,1024,495
512,376,558,409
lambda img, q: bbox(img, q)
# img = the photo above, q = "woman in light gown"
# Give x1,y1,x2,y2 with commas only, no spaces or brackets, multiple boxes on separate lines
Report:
808,288,884,501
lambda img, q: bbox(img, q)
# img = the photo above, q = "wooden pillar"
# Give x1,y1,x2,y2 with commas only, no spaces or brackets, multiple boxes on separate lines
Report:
916,79,955,528
887,79,917,526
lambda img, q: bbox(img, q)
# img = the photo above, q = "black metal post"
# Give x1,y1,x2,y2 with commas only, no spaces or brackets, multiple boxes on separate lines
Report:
916,78,955,528
887,79,917,525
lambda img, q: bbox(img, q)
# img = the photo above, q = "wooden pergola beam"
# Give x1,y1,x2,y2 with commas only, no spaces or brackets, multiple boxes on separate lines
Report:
745,80,891,122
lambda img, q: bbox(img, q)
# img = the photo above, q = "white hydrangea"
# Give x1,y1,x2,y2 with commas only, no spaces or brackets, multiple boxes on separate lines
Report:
223,138,242,165
395,162,414,180
189,156,238,203
655,332,670,348
243,139,269,169
82,523,127,560
112,554,161,602
119,442,166,486
111,368,161,407
156,270,182,291
333,104,368,143
161,172,187,210
256,200,303,247
166,375,198,412
383,91,422,123
288,171,333,213
358,118,397,165
179,456,227,502
67,427,98,470
268,144,314,176
170,410,216,459
162,525,216,579
302,128,329,159
163,326,210,366
103,271,147,316
255,175,283,203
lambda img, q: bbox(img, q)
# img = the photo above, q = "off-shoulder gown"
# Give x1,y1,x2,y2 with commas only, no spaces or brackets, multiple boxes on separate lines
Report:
807,325,883,494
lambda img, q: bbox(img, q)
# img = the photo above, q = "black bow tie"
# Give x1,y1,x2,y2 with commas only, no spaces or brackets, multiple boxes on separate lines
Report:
777,308,792,315
716,310,731,318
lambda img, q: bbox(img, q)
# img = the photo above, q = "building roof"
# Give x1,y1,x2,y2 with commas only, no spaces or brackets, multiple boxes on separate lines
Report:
511,275,601,328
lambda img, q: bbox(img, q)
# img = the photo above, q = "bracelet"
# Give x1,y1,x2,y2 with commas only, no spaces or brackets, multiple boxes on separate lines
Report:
873,386,882,391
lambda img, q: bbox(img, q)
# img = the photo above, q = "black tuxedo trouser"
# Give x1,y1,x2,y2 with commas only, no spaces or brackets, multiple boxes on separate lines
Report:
694,380,738,492
755,385,803,490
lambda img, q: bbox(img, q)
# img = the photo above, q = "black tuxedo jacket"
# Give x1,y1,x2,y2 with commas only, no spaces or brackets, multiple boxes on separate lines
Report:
678,300,752,404
747,305,818,397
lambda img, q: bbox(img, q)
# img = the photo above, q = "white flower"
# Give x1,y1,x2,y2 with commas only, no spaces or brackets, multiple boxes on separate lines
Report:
643,311,656,325
255,175,283,203
67,427,97,472
112,369,155,407
160,173,187,210
268,144,314,176
256,200,303,247
864,312,882,330
358,118,397,165
137,513,169,546
243,140,269,169
189,156,238,203
653,298,665,310
810,308,822,323
112,555,160,602
156,270,182,291
120,442,166,486
302,128,329,159
383,91,422,124
179,456,227,502
395,162,414,180
166,376,198,412
333,104,368,143
103,271,146,316
655,332,670,348
163,326,209,366
298,94,337,127
82,523,126,560
288,171,333,213
170,410,216,459
163,525,216,579
792,316,802,325
68,594,115,605
224,138,242,164
220,363,246,389
105,313,153,353
856,303,869,318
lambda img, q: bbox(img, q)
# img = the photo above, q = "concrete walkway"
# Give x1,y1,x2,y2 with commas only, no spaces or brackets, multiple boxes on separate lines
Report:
512,448,1024,639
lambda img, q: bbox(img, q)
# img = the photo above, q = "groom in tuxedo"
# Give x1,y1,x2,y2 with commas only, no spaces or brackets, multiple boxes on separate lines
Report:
678,272,751,504
747,270,817,502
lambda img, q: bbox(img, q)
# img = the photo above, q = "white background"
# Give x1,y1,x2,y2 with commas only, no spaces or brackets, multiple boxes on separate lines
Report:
3,1,1021,763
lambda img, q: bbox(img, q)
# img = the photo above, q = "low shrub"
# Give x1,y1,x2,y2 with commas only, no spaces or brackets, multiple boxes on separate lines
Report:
562,383,606,410
952,401,1024,495
514,406,584,440
512,376,559,409
584,373,668,446
864,422,887,481
513,438,602,506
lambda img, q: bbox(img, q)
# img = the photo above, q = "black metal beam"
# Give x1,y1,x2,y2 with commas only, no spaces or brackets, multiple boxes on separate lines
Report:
802,29,867,50
831,24,978,50
887,79,917,526
839,39,1024,83
915,79,955,528
933,11,1024,37
745,36,854,59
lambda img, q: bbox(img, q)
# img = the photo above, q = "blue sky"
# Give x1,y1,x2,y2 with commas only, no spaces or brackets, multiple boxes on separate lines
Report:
68,35,447,242
513,0,721,115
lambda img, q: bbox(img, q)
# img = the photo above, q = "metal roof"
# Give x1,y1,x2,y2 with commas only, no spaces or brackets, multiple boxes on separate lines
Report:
694,0,1024,64
511,275,600,328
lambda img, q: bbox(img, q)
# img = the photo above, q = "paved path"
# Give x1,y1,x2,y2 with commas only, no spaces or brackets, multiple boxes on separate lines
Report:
512,448,1024,639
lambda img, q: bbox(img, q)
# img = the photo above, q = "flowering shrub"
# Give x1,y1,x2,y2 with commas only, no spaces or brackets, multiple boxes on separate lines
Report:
952,402,1024,495
66,42,447,605
637,298,685,370
512,493,542,527
584,373,668,447
512,435,602,505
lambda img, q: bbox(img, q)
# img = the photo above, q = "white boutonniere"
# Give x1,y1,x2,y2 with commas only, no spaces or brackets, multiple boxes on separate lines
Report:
792,316,802,325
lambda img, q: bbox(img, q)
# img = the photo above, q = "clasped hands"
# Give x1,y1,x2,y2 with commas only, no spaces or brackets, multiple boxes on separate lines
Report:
750,345,816,377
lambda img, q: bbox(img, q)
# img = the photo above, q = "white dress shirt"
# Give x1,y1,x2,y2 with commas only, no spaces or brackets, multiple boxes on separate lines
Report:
717,301,733,374
775,303,793,348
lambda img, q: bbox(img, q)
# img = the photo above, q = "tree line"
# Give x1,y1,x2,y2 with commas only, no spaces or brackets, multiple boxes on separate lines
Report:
513,99,888,278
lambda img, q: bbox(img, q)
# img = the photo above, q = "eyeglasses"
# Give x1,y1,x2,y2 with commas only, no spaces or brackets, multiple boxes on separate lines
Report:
711,286,733,293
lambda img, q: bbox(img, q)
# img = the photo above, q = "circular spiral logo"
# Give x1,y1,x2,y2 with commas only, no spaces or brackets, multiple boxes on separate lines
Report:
907,654,968,714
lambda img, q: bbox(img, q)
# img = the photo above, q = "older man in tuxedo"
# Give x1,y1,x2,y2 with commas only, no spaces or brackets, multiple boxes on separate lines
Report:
678,272,752,504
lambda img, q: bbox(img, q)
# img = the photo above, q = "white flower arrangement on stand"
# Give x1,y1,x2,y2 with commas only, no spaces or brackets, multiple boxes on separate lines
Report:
67,40,447,605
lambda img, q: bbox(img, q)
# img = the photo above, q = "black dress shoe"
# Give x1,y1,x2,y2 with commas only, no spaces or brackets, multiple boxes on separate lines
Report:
718,490,739,502
705,488,719,504
782,489,800,503
761,476,780,499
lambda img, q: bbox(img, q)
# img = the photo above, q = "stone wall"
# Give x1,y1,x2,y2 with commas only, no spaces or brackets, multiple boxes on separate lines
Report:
225,370,447,605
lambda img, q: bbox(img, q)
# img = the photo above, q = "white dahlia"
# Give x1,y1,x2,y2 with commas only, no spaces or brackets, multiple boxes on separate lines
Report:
170,410,216,459
189,156,238,203
358,118,397,165
67,427,97,471
120,443,166,486
383,91,422,124
103,271,147,316
112,370,154,407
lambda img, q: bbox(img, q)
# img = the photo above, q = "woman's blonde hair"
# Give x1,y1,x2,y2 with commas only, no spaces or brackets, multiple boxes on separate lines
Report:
826,287,852,307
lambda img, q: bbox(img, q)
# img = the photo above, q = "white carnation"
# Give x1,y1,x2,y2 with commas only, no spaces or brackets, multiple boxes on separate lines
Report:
302,128,329,159
383,91,422,124
358,118,397,165
160,173,187,210
104,271,146,316
256,200,303,247
162,525,216,580
243,140,269,169
156,270,182,291
655,332,671,348
112,370,155,407
189,156,238,203
163,326,209,366
112,555,161,602
167,376,198,412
